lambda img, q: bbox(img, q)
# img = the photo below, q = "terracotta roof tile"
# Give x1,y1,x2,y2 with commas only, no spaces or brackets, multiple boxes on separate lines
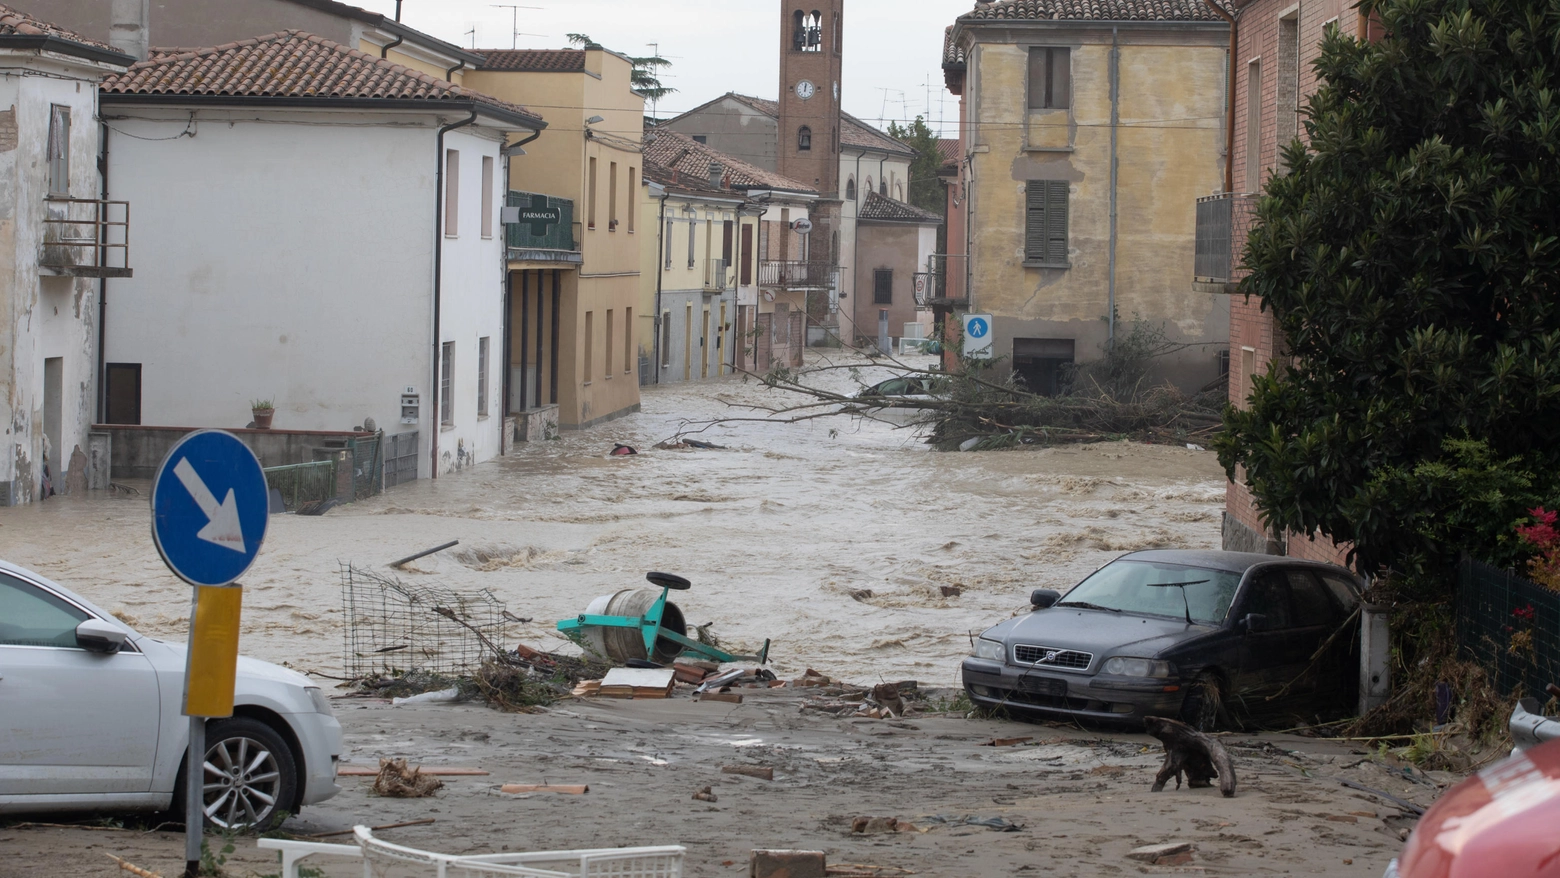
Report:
0,3,120,53
103,30,543,127
475,49,586,72
643,129,815,195
934,137,962,166
858,191,942,224
721,93,916,157
942,26,967,68
962,0,1226,21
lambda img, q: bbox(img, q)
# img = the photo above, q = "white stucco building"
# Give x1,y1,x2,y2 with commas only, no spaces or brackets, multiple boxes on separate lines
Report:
98,30,544,479
0,10,133,505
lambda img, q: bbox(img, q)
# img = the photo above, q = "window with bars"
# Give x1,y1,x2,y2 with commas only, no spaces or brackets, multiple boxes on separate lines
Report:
477,336,489,416
873,269,893,304
47,106,70,196
1025,180,1069,266
1027,47,1071,110
440,341,455,425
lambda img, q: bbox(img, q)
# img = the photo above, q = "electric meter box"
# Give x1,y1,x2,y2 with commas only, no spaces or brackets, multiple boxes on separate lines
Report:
400,386,420,424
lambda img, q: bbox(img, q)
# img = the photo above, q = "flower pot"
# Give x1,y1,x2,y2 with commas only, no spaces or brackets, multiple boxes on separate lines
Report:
251,408,274,430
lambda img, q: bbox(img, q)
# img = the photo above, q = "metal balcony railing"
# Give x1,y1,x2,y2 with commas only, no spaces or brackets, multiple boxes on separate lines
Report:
758,259,835,289
39,197,131,278
914,254,968,306
1194,193,1256,289
704,258,729,292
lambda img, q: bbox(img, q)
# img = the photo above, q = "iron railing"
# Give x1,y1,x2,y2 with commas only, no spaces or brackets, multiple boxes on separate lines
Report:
1194,193,1256,288
758,259,835,289
506,191,576,252
915,254,969,306
1457,556,1559,697
704,258,729,292
39,197,131,278
264,460,338,510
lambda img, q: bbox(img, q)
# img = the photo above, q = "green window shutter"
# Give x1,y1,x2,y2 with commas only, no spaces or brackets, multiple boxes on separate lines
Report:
1025,183,1047,260
1045,180,1068,264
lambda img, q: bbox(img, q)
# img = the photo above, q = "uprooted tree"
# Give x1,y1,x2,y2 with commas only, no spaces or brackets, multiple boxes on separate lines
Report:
1213,0,1560,580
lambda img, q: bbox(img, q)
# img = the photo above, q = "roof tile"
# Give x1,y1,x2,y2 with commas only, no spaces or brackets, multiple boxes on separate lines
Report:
0,2,119,53
961,0,1225,21
475,49,586,72
643,129,815,195
858,190,943,224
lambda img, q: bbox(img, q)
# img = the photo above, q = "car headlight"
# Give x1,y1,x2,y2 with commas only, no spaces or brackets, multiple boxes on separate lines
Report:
1101,657,1174,678
306,686,334,716
973,638,1005,662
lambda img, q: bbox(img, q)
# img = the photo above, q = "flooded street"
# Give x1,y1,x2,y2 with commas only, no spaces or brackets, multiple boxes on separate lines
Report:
0,353,1226,684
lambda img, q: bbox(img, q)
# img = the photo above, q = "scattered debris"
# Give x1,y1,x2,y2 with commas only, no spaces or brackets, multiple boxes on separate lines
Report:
372,758,443,798
938,585,962,598
499,783,588,795
1127,842,1195,866
692,786,718,802
917,814,1023,832
338,766,487,777
305,818,437,839
388,540,461,570
392,686,463,705
849,589,874,601
297,497,340,516
597,667,676,699
610,444,638,456
105,854,162,878
851,816,920,834
699,691,743,704
870,682,905,718
981,736,1034,747
1145,716,1236,797
722,765,774,781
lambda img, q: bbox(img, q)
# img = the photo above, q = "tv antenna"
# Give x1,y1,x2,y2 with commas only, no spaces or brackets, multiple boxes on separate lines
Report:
491,4,544,50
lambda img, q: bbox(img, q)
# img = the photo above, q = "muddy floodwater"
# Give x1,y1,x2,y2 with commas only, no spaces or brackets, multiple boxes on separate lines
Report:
0,353,1227,684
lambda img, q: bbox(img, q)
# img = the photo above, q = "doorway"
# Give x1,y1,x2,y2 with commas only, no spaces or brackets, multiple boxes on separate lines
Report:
104,363,142,424
700,307,710,379
43,357,62,469
1013,338,1075,396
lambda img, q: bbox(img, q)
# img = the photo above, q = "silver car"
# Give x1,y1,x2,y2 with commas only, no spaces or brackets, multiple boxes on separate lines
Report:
0,559,342,829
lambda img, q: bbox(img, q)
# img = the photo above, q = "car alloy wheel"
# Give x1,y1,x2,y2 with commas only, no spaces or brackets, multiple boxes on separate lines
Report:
179,717,299,831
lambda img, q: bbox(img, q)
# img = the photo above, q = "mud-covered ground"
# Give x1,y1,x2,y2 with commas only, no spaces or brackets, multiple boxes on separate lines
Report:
1,692,1442,877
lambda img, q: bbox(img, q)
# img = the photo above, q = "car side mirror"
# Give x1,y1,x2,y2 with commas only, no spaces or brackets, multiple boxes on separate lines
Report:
75,618,128,654
1241,613,1268,633
1030,589,1061,610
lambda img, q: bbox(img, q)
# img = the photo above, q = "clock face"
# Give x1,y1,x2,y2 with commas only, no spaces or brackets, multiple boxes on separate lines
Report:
796,79,815,100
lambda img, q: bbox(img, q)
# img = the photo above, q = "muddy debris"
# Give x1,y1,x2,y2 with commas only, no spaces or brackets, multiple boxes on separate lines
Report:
372,758,443,798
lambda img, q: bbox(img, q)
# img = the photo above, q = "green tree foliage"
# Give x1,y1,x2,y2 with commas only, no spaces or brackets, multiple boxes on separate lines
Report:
1214,0,1560,576
887,116,947,218
565,34,675,104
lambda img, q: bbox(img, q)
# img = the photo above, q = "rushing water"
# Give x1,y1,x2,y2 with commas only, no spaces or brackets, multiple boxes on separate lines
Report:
0,353,1227,685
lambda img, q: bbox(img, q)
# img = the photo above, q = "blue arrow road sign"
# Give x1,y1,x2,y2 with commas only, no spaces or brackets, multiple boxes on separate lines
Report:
966,317,990,338
152,430,269,587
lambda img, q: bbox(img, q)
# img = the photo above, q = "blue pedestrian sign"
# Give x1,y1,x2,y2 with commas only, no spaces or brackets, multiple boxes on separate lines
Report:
151,430,269,587
962,313,995,359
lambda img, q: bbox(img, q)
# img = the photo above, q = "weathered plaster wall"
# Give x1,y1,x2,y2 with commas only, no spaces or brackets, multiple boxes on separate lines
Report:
848,221,934,344
966,27,1230,391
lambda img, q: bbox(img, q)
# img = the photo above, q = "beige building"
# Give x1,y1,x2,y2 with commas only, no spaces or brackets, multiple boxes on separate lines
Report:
943,0,1230,393
465,48,644,431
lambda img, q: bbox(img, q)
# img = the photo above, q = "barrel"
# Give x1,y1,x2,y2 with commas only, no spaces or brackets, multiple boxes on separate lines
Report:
578,588,687,665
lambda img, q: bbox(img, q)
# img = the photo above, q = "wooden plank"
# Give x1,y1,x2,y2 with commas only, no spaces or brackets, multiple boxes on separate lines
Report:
499,783,589,795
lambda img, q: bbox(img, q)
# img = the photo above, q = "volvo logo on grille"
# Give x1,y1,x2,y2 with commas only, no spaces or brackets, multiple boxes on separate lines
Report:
1042,650,1061,663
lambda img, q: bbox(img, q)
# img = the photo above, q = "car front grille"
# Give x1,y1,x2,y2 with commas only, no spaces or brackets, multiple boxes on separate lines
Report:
1013,644,1093,671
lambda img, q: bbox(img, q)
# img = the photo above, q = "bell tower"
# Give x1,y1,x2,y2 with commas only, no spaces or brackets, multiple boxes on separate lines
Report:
777,0,843,197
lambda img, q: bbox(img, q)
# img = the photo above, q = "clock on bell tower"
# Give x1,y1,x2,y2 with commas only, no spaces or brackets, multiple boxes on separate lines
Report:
777,0,843,197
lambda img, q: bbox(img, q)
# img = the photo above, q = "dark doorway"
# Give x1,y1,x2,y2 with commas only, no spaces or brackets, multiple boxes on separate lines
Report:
1013,338,1074,396
104,363,141,425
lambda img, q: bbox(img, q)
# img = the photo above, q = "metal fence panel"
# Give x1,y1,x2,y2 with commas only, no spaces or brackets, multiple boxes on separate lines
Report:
264,460,337,510
1457,557,1560,695
384,431,419,489
348,431,384,500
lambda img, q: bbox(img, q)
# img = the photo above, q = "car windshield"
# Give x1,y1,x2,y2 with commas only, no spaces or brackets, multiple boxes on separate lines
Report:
1058,560,1241,625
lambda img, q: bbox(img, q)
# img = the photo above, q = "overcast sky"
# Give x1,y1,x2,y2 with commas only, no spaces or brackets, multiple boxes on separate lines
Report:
353,0,972,135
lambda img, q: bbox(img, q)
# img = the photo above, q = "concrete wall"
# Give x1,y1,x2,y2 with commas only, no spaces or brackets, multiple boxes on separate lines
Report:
963,25,1230,392
102,106,507,480
94,423,366,479
0,49,123,504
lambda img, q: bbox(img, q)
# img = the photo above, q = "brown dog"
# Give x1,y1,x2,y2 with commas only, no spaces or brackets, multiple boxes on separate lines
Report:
1144,715,1236,797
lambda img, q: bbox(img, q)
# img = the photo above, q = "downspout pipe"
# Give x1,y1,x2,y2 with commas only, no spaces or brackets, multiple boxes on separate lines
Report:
380,32,403,58
430,108,478,480
1204,0,1238,194
446,59,465,81
652,184,668,383
1108,26,1119,350
95,116,110,423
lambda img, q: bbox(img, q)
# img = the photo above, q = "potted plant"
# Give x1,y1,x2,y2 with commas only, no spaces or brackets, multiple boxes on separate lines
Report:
250,398,275,430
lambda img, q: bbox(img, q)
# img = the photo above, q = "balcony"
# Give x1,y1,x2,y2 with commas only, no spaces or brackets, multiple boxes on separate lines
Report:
1193,193,1257,293
758,260,835,290
703,258,729,292
39,198,131,278
914,254,968,307
505,191,581,265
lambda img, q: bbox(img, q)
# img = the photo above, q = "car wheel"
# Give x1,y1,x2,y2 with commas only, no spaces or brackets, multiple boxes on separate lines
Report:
1180,672,1226,732
173,717,298,832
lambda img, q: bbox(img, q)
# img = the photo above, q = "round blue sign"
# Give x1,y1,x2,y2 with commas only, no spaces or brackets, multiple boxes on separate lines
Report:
151,430,269,587
966,317,990,338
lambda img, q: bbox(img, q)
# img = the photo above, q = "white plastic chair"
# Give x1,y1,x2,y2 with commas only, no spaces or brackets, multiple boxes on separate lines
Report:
356,826,573,877
257,838,362,878
457,845,685,878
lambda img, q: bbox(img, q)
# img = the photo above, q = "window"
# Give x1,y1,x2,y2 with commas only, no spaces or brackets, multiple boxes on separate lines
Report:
584,311,594,382
623,307,633,374
1027,47,1071,110
664,219,674,267
477,336,490,416
1276,15,1300,151
605,309,614,375
722,220,733,262
687,217,696,267
47,105,70,196
588,156,598,228
1245,59,1263,189
104,363,141,425
1024,179,1069,265
793,9,822,51
865,176,873,197
798,126,812,151
627,167,637,232
1241,572,1294,629
0,572,88,648
873,269,893,305
440,341,455,425
609,161,619,229
845,176,856,200
444,149,460,236
480,156,495,238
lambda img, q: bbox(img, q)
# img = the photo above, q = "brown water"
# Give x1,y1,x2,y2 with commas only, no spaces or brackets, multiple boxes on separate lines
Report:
0,353,1227,685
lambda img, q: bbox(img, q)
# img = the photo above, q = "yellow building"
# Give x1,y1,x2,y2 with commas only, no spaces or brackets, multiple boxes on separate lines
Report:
465,48,645,431
944,0,1230,393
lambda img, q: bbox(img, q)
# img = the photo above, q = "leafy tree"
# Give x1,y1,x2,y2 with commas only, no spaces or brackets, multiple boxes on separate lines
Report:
1213,0,1560,577
887,116,946,219
565,34,676,106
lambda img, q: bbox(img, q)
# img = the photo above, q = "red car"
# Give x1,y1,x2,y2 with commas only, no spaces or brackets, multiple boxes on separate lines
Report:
1385,736,1560,877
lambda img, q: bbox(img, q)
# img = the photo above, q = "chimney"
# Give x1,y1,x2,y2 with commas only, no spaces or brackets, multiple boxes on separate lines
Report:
110,0,150,61
708,162,723,189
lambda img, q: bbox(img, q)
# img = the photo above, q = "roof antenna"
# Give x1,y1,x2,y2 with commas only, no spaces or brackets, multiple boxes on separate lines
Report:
395,0,402,21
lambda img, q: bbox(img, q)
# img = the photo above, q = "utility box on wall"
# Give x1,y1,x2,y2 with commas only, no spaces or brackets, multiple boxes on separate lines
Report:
400,387,420,425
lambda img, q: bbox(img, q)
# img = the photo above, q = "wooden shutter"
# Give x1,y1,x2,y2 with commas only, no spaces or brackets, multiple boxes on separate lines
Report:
722,220,733,261
740,224,753,285
1025,180,1068,264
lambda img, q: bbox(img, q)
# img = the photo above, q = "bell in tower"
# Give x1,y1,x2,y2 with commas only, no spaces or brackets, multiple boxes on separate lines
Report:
777,0,843,197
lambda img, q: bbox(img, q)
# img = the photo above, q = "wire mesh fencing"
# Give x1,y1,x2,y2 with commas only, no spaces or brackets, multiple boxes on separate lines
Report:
341,563,509,679
1457,556,1560,696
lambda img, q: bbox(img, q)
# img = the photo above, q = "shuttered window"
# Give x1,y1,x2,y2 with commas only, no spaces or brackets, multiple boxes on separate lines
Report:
1025,180,1069,265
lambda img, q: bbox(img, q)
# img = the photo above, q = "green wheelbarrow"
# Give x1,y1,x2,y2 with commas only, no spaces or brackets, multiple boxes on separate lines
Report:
556,571,771,666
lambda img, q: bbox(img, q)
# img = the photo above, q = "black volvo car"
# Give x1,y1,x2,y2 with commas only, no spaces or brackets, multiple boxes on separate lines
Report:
961,550,1364,730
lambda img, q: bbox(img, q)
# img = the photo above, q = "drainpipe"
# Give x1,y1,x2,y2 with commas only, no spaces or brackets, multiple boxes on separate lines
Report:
381,32,404,58
652,183,669,383
95,117,110,423
1204,0,1238,194
430,109,479,480
446,59,465,82
1108,27,1120,350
